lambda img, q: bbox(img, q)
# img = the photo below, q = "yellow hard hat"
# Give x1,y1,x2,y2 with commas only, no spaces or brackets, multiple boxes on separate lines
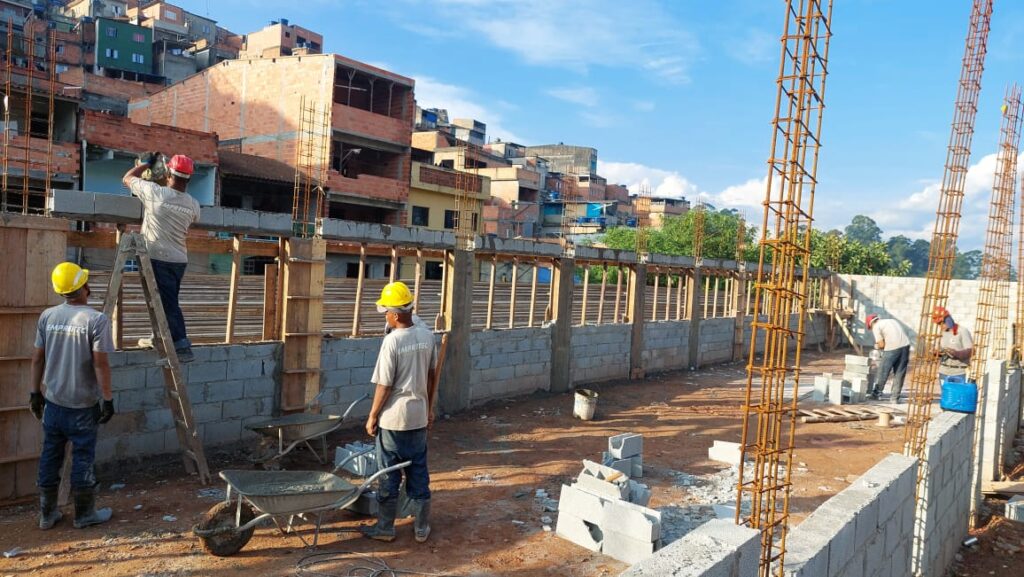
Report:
51,262,89,295
376,281,413,312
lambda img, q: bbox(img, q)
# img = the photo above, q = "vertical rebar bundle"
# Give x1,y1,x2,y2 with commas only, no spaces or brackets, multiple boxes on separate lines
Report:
2,19,12,213
44,29,56,213
292,95,330,238
735,1,832,575
634,184,652,263
692,200,706,265
561,164,580,255
736,214,747,263
903,0,993,463
454,141,478,250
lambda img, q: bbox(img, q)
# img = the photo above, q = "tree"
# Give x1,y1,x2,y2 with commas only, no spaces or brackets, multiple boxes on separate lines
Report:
844,215,883,245
808,229,907,276
599,209,757,261
953,250,983,280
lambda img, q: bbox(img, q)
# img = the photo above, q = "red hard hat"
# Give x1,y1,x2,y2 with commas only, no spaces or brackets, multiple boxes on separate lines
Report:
865,314,879,327
167,154,194,178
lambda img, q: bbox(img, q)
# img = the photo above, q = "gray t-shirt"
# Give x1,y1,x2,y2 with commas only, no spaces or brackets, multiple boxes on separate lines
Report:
129,177,200,263
871,319,910,351
371,325,437,431
939,326,973,376
35,303,115,408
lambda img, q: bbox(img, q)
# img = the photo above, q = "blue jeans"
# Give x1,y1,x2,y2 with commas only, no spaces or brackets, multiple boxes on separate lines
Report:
873,345,910,399
37,403,100,490
151,259,190,350
376,428,430,502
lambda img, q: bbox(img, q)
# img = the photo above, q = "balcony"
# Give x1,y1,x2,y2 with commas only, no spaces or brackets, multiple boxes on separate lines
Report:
4,135,79,176
332,102,410,148
326,170,407,205
411,162,488,200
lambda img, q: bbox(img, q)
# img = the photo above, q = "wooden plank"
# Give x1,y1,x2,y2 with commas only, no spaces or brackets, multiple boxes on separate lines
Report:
262,263,278,341
982,481,1024,495
224,235,242,343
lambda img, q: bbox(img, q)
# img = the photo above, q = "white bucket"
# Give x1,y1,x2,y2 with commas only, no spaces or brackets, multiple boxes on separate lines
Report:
573,388,598,421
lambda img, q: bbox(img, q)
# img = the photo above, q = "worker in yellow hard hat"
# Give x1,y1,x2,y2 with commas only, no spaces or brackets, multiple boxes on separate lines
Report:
363,282,437,544
32,262,115,531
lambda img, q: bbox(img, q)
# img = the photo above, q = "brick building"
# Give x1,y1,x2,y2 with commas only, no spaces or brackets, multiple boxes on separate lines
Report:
240,18,322,58
127,53,415,225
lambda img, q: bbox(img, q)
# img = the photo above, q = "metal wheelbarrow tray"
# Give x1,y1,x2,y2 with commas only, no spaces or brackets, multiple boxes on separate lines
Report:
246,393,368,465
193,449,406,556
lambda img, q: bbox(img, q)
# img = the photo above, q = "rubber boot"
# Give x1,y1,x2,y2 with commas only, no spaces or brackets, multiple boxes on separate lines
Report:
38,486,62,530
72,486,112,529
360,499,397,542
413,499,431,543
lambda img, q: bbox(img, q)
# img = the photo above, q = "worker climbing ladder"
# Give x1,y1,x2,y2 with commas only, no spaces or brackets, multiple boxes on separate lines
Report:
103,232,211,484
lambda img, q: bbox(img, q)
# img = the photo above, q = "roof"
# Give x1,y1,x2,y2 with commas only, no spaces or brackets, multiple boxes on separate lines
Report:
218,150,296,185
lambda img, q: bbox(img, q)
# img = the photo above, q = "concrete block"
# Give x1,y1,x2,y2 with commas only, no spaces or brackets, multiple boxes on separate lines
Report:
187,361,227,384
558,483,606,525
192,403,223,423
813,375,830,402
601,529,656,565
603,453,632,477
828,378,846,406
600,497,661,542
849,377,869,402
555,511,602,552
575,471,629,501
228,208,260,230
713,502,736,520
335,441,378,477
202,418,242,443
628,481,651,507
846,354,870,366
94,192,143,221
258,211,292,234
243,377,275,399
1006,495,1024,522
196,205,223,228
142,408,175,432
49,189,95,216
205,380,245,403
708,440,742,465
620,519,760,577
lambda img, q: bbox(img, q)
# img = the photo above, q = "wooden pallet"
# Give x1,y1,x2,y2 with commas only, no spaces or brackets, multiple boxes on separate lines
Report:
797,404,900,423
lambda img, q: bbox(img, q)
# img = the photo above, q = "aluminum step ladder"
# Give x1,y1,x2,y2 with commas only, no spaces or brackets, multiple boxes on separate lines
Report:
103,232,211,484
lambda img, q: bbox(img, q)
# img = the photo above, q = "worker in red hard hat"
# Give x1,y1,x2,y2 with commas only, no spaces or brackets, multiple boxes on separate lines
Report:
932,307,973,379
122,153,200,362
865,313,911,403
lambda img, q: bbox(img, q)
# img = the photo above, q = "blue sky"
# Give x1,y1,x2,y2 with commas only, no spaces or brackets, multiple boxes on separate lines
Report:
172,0,1024,250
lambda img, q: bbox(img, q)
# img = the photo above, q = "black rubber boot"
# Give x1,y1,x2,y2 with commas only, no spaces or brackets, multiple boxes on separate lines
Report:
413,499,431,543
38,486,62,530
360,499,397,542
72,486,112,529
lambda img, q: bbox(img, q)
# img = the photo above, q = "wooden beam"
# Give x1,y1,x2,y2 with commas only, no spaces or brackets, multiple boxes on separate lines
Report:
225,235,242,343
262,263,278,340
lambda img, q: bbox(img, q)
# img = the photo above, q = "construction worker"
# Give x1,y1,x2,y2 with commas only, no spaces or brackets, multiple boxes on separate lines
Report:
122,152,200,362
362,281,437,543
866,314,911,403
933,307,973,378
31,263,115,530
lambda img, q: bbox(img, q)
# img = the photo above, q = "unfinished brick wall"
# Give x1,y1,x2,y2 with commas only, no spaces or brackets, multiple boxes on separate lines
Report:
80,110,218,163
59,67,164,102
331,101,411,146
418,164,483,193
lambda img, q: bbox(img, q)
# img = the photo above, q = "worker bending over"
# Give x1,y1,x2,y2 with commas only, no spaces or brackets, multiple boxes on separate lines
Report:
933,307,973,379
31,263,115,530
866,314,911,403
122,152,200,362
363,282,437,543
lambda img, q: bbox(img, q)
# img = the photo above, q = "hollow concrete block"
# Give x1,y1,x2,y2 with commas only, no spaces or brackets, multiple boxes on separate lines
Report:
609,433,644,459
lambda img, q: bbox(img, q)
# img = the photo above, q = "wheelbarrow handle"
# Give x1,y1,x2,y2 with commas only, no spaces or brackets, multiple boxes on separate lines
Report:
355,460,411,494
340,393,371,420
331,446,374,475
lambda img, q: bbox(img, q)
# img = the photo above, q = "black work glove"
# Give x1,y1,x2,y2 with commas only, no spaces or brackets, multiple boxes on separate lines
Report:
98,399,115,424
29,392,44,421
138,151,161,167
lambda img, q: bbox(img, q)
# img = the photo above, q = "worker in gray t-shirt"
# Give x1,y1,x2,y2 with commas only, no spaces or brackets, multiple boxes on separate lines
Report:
31,262,116,531
123,152,200,362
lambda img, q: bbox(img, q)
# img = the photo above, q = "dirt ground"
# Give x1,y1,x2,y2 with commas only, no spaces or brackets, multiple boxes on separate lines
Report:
0,351,906,577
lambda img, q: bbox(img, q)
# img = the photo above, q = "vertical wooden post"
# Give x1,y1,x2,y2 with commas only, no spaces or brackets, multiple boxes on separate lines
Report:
225,234,242,344
614,265,623,323
528,260,539,328
508,257,519,329
597,264,608,325
712,277,720,318
675,271,684,320
112,226,124,349
651,271,659,322
486,255,496,330
580,262,589,326
703,275,710,319
389,246,398,282
732,268,748,361
664,274,672,321
351,244,366,338
262,263,278,341
413,248,423,313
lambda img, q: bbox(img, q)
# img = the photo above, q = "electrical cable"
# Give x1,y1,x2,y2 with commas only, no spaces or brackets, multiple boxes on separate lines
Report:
295,550,467,577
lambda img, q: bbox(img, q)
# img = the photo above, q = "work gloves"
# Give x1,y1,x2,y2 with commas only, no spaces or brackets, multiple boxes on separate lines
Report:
29,392,44,421
98,399,115,424
138,150,162,167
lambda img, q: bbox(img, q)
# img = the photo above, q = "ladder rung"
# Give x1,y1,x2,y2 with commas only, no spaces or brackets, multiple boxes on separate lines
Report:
0,356,32,361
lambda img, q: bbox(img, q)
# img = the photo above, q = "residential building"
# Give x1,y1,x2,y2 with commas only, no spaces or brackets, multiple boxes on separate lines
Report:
128,53,415,225
93,16,152,77
240,19,322,58
66,0,127,20
127,1,187,41
485,140,526,161
192,25,241,71
648,197,690,228
0,1,33,31
524,144,598,176
152,36,193,83
451,118,485,147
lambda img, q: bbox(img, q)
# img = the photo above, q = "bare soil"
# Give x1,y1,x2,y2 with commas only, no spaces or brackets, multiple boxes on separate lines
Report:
0,351,905,577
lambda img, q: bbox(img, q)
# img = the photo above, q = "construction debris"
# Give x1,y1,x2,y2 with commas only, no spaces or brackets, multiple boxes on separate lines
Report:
603,433,644,478
1007,495,1024,523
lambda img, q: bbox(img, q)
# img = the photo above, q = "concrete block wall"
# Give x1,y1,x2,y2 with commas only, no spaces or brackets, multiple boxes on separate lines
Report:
572,324,631,384
782,454,918,577
698,317,735,365
642,320,690,373
319,336,385,419
619,519,760,577
912,411,975,577
98,343,279,463
469,327,552,404
979,362,1022,484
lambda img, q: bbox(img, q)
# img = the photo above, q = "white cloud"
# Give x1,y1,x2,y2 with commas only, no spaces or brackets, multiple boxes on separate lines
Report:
718,177,771,208
413,75,525,143
632,100,656,112
547,86,600,107
598,161,699,199
419,0,699,83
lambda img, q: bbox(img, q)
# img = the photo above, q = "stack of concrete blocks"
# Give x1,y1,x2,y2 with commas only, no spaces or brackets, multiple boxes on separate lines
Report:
618,519,760,577
1006,495,1024,522
334,441,377,477
604,433,644,479
556,460,661,564
843,354,872,403
708,440,742,466
912,411,975,577
782,454,918,577
812,373,832,402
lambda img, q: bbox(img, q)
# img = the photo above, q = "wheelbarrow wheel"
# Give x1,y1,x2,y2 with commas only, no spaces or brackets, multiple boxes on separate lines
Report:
195,501,257,556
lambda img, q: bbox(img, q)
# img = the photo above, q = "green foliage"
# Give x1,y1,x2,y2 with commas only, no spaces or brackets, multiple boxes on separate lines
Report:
953,249,983,280
599,209,757,261
844,215,883,245
808,229,907,275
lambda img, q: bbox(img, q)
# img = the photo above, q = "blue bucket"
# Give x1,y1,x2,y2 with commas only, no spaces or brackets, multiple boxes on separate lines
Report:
939,375,977,413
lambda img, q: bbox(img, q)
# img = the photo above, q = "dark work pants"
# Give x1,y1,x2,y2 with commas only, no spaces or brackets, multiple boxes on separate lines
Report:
376,428,431,503
151,259,190,350
873,345,910,400
37,403,100,490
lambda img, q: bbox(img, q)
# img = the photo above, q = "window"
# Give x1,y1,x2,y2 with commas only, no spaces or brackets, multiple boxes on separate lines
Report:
443,209,457,230
55,64,68,73
425,262,443,281
133,32,145,43
345,262,361,279
112,6,121,16
202,24,210,34
104,48,119,59
105,26,116,38
131,53,144,64
164,10,177,21
411,206,429,227
55,43,64,54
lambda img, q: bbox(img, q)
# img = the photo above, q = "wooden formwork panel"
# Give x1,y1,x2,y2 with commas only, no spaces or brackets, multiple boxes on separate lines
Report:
281,238,325,412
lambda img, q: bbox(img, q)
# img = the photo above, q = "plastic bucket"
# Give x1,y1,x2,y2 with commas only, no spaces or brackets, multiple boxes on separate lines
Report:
939,376,977,413
573,388,599,421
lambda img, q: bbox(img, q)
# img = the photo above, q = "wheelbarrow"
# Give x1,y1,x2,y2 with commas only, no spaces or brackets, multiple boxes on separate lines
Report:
246,392,369,466
193,448,407,556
